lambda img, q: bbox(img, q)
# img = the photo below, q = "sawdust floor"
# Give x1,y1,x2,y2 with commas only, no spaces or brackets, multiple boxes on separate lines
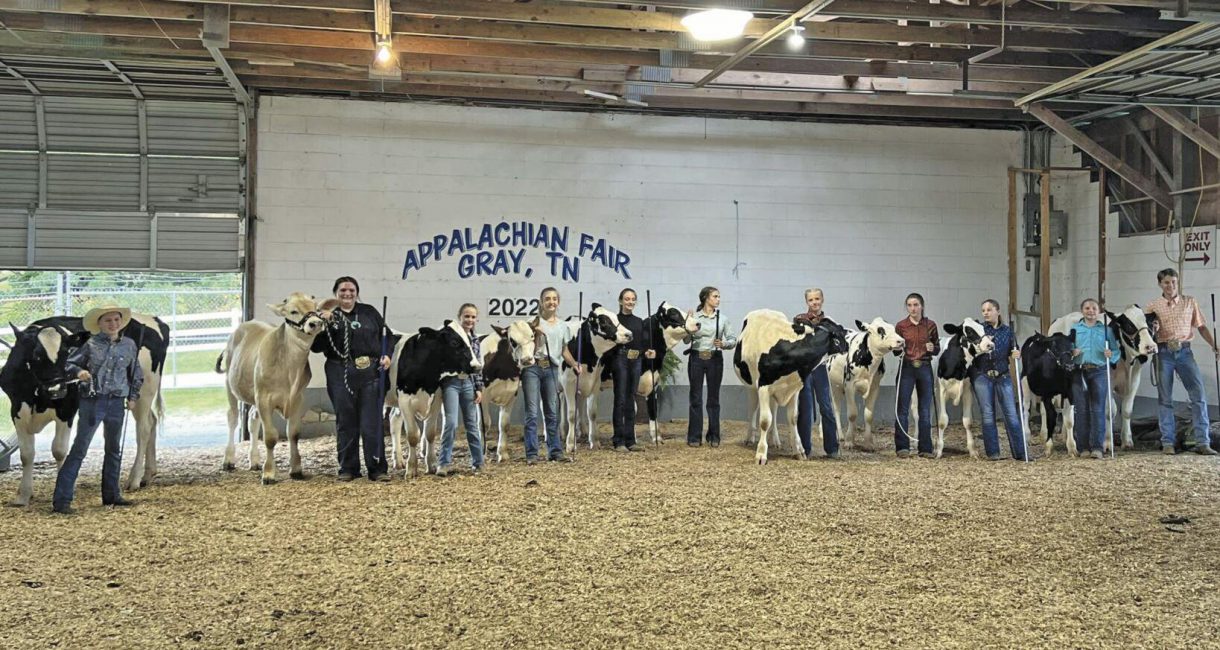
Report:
2,421,1219,649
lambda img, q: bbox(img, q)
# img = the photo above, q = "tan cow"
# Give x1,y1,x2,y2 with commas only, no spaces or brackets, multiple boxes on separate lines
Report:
216,292,338,484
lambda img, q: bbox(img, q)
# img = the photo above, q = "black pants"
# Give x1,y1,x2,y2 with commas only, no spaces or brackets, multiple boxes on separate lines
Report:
688,352,723,444
612,352,643,447
325,360,387,477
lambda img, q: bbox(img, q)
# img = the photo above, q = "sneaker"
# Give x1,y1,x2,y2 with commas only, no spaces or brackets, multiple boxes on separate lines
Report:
370,473,391,483
337,473,357,482
436,465,452,477
106,498,136,507
470,466,482,475
1194,445,1219,456
825,451,841,460
526,456,539,466
986,454,1003,461
550,453,571,463
917,452,935,459
627,445,645,452
51,505,76,515
614,445,629,453
1162,446,1177,455
896,449,911,459
1090,450,1105,460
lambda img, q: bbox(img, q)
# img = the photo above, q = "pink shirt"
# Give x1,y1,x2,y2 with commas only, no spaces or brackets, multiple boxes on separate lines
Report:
1145,294,1205,343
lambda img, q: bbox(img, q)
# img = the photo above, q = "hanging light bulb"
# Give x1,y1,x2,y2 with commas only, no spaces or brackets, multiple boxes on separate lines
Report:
786,25,806,49
375,41,393,65
681,9,753,41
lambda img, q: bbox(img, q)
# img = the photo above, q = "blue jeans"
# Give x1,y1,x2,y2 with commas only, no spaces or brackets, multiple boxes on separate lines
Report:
1157,345,1212,448
972,374,1028,460
521,364,563,460
1071,366,1109,453
440,376,484,469
896,361,934,454
53,396,126,508
797,364,838,456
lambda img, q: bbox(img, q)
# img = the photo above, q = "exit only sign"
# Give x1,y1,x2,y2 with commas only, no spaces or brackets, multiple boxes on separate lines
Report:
1184,226,1216,269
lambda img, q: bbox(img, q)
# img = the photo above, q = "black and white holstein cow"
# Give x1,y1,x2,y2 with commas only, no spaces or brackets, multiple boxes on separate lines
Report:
1047,305,1157,450
929,318,993,458
479,320,535,463
822,318,905,451
734,310,850,464
1020,330,1078,456
218,293,339,484
390,321,482,478
562,304,632,452
590,301,700,444
2,314,169,506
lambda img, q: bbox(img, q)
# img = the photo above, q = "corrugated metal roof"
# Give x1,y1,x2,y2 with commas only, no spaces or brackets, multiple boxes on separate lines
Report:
1017,22,1220,108
0,54,234,101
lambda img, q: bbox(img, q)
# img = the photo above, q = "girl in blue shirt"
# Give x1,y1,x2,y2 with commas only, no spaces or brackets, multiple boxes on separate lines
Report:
1070,298,1119,459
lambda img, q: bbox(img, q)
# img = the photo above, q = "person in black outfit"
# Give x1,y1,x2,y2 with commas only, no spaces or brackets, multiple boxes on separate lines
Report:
612,288,652,452
312,276,395,482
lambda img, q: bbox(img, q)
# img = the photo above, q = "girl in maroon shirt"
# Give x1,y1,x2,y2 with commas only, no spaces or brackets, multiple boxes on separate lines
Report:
893,293,939,458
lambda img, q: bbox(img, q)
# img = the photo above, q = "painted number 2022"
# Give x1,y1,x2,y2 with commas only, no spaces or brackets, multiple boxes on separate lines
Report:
488,298,539,317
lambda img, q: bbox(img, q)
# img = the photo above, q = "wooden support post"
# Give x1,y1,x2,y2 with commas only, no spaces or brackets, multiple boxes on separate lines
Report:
1008,168,1018,325
1098,167,1107,308
1040,170,1052,334
1148,105,1220,162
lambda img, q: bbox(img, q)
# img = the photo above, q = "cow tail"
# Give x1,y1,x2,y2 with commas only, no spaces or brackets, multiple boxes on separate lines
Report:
215,349,228,374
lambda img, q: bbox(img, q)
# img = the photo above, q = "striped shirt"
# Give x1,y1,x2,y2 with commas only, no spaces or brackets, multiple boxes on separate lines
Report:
1145,294,1205,344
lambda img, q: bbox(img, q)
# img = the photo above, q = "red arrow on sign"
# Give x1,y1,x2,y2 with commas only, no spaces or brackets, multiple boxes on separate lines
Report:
1186,253,1211,265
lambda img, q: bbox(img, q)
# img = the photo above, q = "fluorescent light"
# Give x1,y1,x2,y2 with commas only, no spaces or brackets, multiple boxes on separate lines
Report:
681,9,753,41
786,25,806,49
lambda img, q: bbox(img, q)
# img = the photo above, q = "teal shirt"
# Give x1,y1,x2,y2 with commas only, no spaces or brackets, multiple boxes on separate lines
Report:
1071,320,1119,367
689,310,736,352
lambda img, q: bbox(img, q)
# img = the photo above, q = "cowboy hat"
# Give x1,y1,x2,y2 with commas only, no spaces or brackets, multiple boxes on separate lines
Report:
82,305,132,334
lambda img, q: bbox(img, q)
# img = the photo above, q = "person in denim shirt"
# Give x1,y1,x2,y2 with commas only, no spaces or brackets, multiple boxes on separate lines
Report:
437,303,485,477
1070,299,1119,459
970,299,1029,461
795,288,840,459
52,305,144,514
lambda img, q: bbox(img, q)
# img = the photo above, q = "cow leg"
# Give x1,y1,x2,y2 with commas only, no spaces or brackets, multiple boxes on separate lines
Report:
425,407,443,474
1041,397,1056,457
745,387,759,447
287,406,306,480
787,397,804,460
388,409,404,472
755,387,773,465
830,385,848,450
10,427,36,507
125,401,151,492
1064,401,1079,458
257,405,279,485
405,411,422,479
246,406,263,470
935,380,948,459
1120,365,1140,450
223,392,240,471
862,373,883,447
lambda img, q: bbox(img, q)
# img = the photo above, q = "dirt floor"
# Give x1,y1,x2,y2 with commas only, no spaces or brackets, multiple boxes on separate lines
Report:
2,421,1219,649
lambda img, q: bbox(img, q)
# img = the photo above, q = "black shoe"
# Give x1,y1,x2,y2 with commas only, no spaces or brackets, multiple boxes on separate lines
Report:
52,505,76,515
106,498,136,507
337,473,357,482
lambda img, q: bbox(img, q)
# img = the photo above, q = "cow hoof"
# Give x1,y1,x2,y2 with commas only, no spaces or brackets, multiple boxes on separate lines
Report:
221,462,235,472
755,454,768,465
261,477,277,486
289,471,307,481
8,499,30,508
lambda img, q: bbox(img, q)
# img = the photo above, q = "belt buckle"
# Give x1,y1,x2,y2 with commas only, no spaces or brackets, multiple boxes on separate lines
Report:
353,356,371,370
987,370,999,378
1168,341,1183,352
626,349,640,360
698,350,712,360
538,357,551,368
911,360,922,368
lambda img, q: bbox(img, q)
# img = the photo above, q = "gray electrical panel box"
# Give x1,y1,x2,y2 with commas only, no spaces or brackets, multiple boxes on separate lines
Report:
1022,193,1068,256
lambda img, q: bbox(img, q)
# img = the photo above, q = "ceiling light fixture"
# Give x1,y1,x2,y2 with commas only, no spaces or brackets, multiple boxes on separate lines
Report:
375,40,393,65
786,25,806,49
681,9,754,41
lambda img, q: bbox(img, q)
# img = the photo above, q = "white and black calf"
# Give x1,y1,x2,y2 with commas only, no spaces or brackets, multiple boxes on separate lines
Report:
1048,305,1157,450
734,310,849,465
2,315,169,506
591,301,700,444
823,318,905,451
479,320,535,463
1020,331,1078,456
562,304,631,453
931,318,994,458
390,321,482,478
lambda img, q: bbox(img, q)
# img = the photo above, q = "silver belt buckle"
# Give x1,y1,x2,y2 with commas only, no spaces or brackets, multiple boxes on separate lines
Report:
698,350,712,360
1168,340,1183,352
626,349,640,360
987,370,1000,378
911,360,922,368
538,357,551,368
353,355,371,370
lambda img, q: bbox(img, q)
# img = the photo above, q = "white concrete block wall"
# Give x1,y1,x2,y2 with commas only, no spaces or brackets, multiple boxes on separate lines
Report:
256,96,1023,392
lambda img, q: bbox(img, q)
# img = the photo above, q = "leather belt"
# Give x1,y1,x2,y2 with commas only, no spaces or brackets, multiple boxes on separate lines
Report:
626,349,640,360
1079,363,1101,371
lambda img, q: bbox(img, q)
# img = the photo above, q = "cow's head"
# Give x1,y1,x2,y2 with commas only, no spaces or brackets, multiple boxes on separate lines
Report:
654,301,699,349
798,316,850,358
1106,304,1157,358
494,320,536,368
2,322,88,401
586,303,632,345
944,318,994,365
435,320,482,374
268,292,340,337
855,317,905,357
1029,330,1076,370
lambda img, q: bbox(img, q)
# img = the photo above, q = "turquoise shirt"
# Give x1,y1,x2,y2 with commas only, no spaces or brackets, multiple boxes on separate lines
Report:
1071,320,1119,367
689,310,737,352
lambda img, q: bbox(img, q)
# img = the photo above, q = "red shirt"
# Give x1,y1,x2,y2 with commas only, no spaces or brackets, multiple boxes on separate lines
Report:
894,317,940,363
